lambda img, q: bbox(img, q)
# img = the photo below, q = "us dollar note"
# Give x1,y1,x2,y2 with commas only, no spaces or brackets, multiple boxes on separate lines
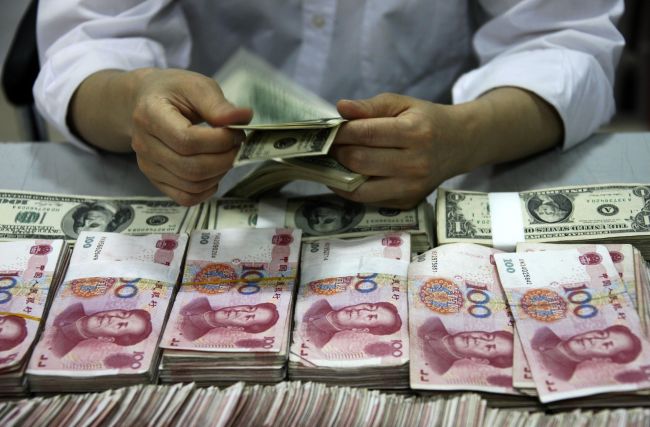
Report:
0,190,200,240
436,185,650,259
233,126,341,166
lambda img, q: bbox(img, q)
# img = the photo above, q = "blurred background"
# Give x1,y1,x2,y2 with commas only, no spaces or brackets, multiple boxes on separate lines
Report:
0,0,648,142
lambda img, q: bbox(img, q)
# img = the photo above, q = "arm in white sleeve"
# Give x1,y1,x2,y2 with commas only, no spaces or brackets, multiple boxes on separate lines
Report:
34,0,191,149
453,0,625,149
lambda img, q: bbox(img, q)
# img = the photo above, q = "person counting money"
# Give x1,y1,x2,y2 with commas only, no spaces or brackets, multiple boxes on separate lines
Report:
35,2,623,208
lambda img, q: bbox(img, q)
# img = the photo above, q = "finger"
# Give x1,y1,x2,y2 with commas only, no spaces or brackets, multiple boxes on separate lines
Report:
137,156,225,195
132,132,237,181
139,99,249,155
150,178,219,207
328,177,408,205
337,93,412,119
331,145,405,177
334,118,412,148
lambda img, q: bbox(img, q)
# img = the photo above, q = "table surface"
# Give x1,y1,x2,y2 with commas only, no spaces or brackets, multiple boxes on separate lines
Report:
2,132,649,202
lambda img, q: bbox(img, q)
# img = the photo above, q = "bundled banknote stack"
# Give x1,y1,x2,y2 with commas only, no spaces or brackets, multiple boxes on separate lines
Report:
0,239,68,397
27,232,188,392
5,380,650,426
289,232,411,389
159,228,302,385
408,241,650,408
436,184,650,260
0,190,201,242
208,195,434,254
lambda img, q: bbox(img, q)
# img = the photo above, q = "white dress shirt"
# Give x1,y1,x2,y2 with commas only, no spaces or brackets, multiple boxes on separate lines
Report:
34,0,624,151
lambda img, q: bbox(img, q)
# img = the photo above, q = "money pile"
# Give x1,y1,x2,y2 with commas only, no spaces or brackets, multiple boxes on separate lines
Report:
215,49,368,197
5,380,650,426
0,239,68,397
408,242,650,407
27,232,188,392
209,195,434,253
495,244,650,405
408,244,520,396
0,190,201,241
159,228,301,385
289,232,411,389
436,184,650,259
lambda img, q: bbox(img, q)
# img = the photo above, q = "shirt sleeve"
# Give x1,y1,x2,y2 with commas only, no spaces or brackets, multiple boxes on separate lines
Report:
33,0,192,151
452,0,625,149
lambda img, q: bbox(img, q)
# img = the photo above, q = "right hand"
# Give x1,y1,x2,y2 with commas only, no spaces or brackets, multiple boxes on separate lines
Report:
129,69,252,206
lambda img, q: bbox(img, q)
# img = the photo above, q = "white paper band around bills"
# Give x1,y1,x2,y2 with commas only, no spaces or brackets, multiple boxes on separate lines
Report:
488,192,525,252
256,198,288,228
65,261,179,284
301,257,410,285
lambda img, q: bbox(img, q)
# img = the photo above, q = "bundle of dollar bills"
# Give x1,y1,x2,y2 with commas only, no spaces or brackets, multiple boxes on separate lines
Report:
217,49,368,196
436,184,650,260
207,195,434,254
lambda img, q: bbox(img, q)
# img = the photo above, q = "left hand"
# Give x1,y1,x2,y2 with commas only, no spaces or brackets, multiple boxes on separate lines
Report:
330,93,470,209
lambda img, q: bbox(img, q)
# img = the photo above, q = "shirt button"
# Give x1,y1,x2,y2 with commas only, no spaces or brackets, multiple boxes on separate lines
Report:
312,14,326,28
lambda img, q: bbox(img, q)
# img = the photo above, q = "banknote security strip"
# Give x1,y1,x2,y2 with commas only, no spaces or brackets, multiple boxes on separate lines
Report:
488,192,526,251
256,198,289,228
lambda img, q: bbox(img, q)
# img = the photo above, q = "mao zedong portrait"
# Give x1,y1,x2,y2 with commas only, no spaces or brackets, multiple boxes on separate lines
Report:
303,299,402,349
50,303,152,358
531,325,642,381
419,317,513,375
179,297,279,340
0,314,29,352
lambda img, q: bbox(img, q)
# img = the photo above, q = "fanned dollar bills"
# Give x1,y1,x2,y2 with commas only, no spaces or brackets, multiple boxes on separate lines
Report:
27,232,188,392
216,49,367,195
159,228,301,386
289,232,411,389
436,185,650,259
209,195,434,254
0,239,68,396
0,190,200,241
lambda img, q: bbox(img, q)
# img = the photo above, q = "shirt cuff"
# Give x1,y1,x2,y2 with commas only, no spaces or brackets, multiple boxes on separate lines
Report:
451,49,616,150
34,38,167,152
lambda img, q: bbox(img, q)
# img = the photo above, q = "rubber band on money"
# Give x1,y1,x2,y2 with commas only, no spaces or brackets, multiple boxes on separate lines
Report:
300,257,409,285
65,261,179,284
0,312,41,322
488,192,525,252
182,275,297,287
256,198,288,228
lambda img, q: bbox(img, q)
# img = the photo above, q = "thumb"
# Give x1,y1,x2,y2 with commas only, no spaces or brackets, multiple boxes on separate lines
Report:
336,93,411,119
181,75,253,126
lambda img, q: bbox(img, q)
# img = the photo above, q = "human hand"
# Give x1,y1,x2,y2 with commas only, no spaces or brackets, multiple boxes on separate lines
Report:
330,93,470,209
130,68,252,206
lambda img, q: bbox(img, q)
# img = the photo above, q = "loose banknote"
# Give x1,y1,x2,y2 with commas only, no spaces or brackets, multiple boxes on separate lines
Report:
0,190,200,240
408,243,519,395
494,245,650,402
0,240,65,377
290,232,410,374
161,228,301,353
27,232,188,391
436,185,650,259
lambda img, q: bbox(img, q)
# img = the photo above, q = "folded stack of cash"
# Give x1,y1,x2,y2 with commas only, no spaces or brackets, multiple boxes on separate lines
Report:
215,49,369,196
209,195,434,254
436,184,650,260
27,232,188,392
0,239,68,397
0,190,201,241
289,232,411,389
159,228,301,386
